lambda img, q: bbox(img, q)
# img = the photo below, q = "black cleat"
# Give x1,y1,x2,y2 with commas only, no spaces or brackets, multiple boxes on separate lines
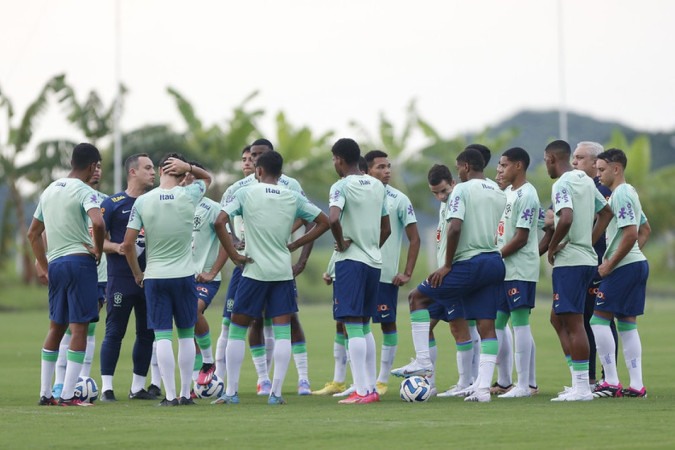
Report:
58,396,93,407
38,395,58,406
179,396,196,405
157,397,179,407
147,384,162,398
129,388,156,400
100,390,117,402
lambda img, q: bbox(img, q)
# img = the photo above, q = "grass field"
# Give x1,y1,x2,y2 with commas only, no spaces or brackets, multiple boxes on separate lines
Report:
1,296,674,449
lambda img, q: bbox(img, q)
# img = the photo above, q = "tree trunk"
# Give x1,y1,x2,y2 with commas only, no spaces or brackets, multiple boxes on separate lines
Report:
8,179,35,284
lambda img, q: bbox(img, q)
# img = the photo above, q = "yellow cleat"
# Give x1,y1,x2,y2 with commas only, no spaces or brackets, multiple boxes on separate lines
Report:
312,381,346,395
376,382,388,396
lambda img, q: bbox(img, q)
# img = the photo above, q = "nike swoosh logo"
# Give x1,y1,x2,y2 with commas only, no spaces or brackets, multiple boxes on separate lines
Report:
381,313,390,318
448,309,455,315
512,296,521,303
597,301,605,305
122,209,132,214
592,280,601,285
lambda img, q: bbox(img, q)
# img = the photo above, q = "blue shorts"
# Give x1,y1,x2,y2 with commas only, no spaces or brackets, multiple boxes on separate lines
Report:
498,281,536,312
552,265,596,314
428,300,464,322
596,260,649,318
144,276,198,330
333,260,381,320
585,269,602,307
48,255,99,325
195,280,221,309
417,252,505,320
233,277,297,319
372,282,398,324
223,266,243,319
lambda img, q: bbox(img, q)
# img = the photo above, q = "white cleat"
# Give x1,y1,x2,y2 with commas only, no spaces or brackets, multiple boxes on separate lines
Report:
332,384,356,397
437,385,471,398
464,388,491,403
498,386,532,398
390,358,433,378
551,389,593,402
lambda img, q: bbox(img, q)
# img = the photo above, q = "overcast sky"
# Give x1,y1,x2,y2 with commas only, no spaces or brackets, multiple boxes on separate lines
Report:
1,0,674,148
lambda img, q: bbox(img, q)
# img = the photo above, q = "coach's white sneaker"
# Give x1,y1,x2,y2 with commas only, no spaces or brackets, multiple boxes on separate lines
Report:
437,384,471,398
464,388,491,403
498,386,531,398
391,358,433,378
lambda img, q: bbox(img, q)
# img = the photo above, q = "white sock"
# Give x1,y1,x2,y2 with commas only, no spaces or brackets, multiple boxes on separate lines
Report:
264,324,275,373
573,368,591,394
476,353,497,390
41,350,58,398
377,344,397,384
271,338,291,397
364,331,377,392
333,341,347,383
428,344,438,388
150,342,162,388
178,338,195,399
101,375,114,393
80,334,96,378
252,353,269,383
620,328,643,390
529,337,537,387
347,336,368,396
131,373,146,393
513,325,533,390
54,335,70,386
225,339,245,396
457,342,473,387
592,323,619,385
215,323,229,380
496,326,513,387
156,339,176,401
62,359,83,400
469,324,481,382
411,322,431,367
293,350,309,382
200,347,213,365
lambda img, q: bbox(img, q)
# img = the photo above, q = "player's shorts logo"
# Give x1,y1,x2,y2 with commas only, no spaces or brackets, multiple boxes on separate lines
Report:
507,287,520,296
226,298,234,312
113,292,123,306
376,304,390,312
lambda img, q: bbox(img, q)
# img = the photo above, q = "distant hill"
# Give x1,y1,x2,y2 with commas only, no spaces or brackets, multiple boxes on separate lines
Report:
483,110,675,168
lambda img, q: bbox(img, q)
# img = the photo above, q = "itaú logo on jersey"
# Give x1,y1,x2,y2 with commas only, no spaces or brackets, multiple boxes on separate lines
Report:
497,221,505,237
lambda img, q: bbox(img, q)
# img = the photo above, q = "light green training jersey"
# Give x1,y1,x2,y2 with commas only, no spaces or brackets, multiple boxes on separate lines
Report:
551,170,608,267
90,190,108,282
497,183,541,282
223,183,322,282
435,200,450,268
604,183,647,270
34,178,100,263
379,184,417,283
192,197,223,282
128,181,206,279
446,178,506,263
329,174,388,269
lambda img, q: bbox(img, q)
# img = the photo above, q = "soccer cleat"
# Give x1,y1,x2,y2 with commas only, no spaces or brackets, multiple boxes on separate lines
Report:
197,363,216,386
157,398,179,407
529,385,539,395
359,391,380,404
437,385,471,398
621,386,647,398
211,393,240,404
257,380,272,396
464,388,491,403
376,382,388,396
498,386,531,398
179,396,196,405
38,395,58,406
129,388,156,400
147,384,162,398
190,389,198,399
268,394,286,405
333,384,356,397
312,381,346,395
58,396,93,407
52,383,63,399
297,379,311,395
99,390,117,402
338,391,367,404
489,382,513,395
551,389,594,402
391,358,433,378
592,382,623,398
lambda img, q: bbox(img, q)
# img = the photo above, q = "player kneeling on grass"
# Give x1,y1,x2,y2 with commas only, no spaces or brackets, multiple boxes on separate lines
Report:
213,151,329,405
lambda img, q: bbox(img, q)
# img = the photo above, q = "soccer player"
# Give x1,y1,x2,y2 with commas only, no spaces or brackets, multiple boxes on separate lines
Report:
571,141,617,386
28,143,105,406
591,148,650,398
494,147,541,398
329,138,390,404
213,150,329,405
99,153,158,401
544,139,613,402
123,153,211,406
392,149,506,403
188,162,229,386
361,150,420,395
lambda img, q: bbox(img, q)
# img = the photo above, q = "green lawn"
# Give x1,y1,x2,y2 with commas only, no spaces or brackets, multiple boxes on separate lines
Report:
1,297,674,449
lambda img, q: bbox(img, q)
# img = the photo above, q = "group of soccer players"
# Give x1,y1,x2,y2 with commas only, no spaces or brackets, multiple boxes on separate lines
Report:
29,135,650,406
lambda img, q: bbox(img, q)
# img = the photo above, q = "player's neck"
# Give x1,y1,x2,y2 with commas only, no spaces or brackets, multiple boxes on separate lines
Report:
67,169,90,183
610,177,625,192
343,166,361,177
466,170,485,181
125,182,147,198
510,175,527,190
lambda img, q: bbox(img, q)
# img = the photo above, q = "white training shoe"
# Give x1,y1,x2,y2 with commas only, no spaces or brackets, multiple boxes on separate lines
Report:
428,386,438,397
437,385,471,398
551,389,593,402
498,386,532,398
464,388,491,403
332,384,356,397
390,358,433,378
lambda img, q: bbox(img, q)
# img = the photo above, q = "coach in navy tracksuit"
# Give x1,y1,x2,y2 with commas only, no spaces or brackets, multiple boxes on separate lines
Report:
99,153,157,401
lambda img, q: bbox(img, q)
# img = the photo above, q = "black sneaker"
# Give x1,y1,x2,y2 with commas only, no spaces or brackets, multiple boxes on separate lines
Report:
593,382,623,398
100,390,117,402
621,386,647,398
38,395,58,406
147,384,162,398
129,388,156,400
157,397,179,407
179,396,195,405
